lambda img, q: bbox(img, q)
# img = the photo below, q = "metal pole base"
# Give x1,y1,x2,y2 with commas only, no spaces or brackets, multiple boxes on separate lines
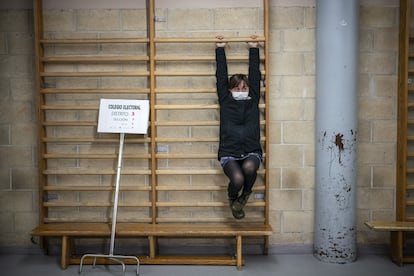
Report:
79,253,140,275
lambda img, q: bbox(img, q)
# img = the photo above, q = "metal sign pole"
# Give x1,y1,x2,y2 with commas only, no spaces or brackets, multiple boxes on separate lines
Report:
110,132,124,255
80,133,140,275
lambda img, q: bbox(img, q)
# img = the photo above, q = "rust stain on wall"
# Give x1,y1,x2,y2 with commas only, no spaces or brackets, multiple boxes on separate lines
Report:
335,133,344,151
335,133,344,164
318,129,357,173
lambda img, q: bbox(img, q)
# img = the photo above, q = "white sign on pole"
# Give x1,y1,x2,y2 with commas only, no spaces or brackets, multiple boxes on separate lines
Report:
97,99,149,134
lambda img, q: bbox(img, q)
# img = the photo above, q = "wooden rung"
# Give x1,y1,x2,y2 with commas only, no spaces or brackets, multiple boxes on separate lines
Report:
154,36,266,43
43,202,108,208
155,88,265,93
42,137,150,143
41,104,265,111
155,56,216,61
43,202,152,208
156,104,218,110
156,152,262,159
156,217,266,223
155,169,265,175
156,202,266,208
41,105,98,110
40,71,150,77
155,71,213,76
41,88,150,94
155,104,266,110
154,70,266,76
156,202,228,207
156,169,223,175
155,137,266,143
155,153,216,159
154,55,265,61
156,185,226,191
41,137,265,144
156,137,219,143
155,88,216,93
43,184,265,193
43,169,151,175
40,38,149,44
43,185,151,191
43,153,151,159
156,185,265,191
43,121,96,126
42,56,149,63
43,218,153,223
365,221,414,231
156,121,219,126
42,104,267,111
156,120,266,126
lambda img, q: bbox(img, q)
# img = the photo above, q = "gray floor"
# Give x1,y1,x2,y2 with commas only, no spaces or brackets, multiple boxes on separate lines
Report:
1,253,414,276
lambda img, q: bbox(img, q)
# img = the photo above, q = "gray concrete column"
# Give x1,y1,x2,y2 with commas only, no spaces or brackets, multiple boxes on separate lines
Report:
314,0,359,263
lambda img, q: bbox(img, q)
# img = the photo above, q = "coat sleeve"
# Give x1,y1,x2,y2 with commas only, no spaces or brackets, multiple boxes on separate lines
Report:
248,47,261,101
215,47,229,102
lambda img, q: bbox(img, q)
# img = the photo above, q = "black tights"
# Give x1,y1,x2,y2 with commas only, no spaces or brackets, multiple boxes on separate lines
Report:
223,156,260,200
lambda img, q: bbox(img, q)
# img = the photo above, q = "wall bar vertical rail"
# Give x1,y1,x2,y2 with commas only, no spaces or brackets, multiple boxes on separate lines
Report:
263,0,270,255
33,0,48,250
147,0,158,225
397,0,410,223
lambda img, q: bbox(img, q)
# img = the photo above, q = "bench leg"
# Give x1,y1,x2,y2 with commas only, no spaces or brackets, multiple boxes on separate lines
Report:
236,235,242,270
263,236,269,255
148,236,156,259
61,236,70,269
40,236,48,255
390,231,404,266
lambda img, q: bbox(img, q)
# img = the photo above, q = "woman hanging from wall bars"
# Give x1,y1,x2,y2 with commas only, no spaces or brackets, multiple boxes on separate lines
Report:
215,35,263,219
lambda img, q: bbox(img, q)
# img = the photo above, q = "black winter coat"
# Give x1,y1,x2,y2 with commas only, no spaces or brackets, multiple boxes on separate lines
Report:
215,47,262,160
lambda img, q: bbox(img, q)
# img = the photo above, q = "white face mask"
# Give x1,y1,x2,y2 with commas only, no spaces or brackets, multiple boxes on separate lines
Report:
231,91,250,100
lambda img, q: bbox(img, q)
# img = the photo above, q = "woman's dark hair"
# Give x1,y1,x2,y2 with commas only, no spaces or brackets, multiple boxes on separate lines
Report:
228,74,249,90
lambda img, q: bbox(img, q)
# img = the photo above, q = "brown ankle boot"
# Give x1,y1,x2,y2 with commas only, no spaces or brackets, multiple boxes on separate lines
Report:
231,208,245,219
231,192,252,212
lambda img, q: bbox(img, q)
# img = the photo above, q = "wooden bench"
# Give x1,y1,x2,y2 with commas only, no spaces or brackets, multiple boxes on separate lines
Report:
31,223,273,270
364,221,414,265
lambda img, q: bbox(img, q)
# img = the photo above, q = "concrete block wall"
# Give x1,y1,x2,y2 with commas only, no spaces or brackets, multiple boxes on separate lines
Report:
0,1,399,249
0,9,39,246
357,5,399,244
